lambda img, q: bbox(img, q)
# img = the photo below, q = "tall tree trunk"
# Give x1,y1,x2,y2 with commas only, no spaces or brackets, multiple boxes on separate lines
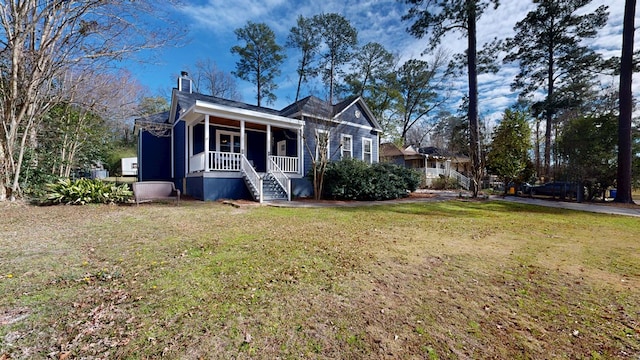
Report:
467,1,482,197
545,44,554,180
535,118,541,177
614,0,636,204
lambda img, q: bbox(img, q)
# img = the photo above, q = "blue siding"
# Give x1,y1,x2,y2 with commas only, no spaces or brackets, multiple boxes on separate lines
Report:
292,177,313,198
246,130,267,172
186,175,252,201
302,121,379,175
139,131,172,182
173,121,186,192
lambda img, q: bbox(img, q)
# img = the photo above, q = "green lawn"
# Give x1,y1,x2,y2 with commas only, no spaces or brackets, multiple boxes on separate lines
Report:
1,200,638,359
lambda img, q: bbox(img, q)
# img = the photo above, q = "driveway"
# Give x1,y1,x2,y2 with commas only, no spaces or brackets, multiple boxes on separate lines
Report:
495,195,640,218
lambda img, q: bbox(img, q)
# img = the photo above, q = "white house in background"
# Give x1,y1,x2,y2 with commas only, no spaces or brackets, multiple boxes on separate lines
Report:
121,157,138,176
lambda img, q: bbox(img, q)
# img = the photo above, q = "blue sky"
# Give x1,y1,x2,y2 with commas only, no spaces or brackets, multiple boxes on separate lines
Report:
127,0,637,124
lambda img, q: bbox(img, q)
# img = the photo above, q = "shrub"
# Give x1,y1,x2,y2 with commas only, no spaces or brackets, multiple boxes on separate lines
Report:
45,178,132,205
430,176,459,190
323,159,421,201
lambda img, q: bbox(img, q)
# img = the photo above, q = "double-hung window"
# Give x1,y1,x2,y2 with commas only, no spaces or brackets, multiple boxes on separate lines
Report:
341,134,352,159
362,138,372,163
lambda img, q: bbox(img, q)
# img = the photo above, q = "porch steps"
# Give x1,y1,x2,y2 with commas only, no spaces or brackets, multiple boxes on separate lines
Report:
243,173,288,201
261,173,288,201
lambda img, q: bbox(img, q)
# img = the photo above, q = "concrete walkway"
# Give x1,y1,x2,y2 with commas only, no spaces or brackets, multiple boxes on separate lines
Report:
266,191,640,218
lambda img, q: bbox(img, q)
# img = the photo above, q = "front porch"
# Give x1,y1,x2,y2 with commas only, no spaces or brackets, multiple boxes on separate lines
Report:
179,100,306,202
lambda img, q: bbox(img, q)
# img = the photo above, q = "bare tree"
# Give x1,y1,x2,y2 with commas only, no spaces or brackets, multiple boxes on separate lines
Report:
297,97,346,200
0,0,182,201
39,69,145,178
192,58,242,100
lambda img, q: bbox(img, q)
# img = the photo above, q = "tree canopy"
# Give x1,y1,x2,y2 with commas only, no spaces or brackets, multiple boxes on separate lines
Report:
231,21,285,107
503,0,609,179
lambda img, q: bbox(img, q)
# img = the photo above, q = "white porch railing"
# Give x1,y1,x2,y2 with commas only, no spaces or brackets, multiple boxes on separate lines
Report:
269,155,299,173
268,157,291,201
241,155,263,203
450,169,470,190
422,167,470,190
424,167,446,178
209,151,242,171
189,152,206,172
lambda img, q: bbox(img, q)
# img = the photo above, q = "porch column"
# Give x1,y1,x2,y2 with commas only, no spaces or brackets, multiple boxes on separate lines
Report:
204,115,210,171
240,120,245,155
188,123,193,173
298,127,304,175
266,124,271,171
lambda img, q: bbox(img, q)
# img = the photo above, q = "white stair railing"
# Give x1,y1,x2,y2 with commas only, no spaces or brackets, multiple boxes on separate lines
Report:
241,155,263,203
268,157,291,201
450,169,470,190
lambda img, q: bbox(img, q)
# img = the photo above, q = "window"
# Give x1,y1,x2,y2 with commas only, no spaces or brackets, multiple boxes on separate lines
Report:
362,138,372,163
341,134,352,159
316,129,330,161
216,130,241,153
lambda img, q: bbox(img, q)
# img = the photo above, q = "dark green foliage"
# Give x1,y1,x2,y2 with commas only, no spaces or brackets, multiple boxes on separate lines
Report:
485,110,532,192
231,21,285,106
45,178,132,205
312,13,358,103
287,15,321,102
19,148,60,199
503,0,609,178
322,158,420,201
557,114,617,201
402,0,500,197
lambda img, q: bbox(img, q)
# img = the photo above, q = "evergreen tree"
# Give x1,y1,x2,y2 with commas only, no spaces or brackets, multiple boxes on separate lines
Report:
313,13,357,104
486,110,533,194
231,21,285,106
503,0,608,179
344,42,396,98
402,0,500,197
395,54,449,144
286,15,320,103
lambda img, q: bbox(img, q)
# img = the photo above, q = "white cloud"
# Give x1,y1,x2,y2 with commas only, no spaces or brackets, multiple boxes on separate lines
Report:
164,0,638,118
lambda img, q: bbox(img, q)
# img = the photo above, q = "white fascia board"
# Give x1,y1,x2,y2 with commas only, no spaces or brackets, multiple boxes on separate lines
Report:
332,97,383,132
191,100,304,129
301,112,382,133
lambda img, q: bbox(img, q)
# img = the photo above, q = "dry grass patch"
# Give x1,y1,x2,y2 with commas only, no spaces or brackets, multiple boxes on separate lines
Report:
0,200,638,359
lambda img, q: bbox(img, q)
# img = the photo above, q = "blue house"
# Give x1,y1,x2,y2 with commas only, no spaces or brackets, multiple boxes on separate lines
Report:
135,73,382,202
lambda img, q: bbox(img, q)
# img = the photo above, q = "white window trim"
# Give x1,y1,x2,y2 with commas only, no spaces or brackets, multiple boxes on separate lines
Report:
362,137,373,163
315,129,330,161
340,134,353,159
216,129,242,153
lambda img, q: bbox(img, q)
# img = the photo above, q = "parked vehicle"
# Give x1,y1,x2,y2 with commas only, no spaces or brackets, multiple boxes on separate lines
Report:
525,181,581,198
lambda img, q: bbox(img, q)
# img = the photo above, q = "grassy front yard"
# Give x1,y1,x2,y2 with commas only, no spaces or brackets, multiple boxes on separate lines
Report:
1,200,639,359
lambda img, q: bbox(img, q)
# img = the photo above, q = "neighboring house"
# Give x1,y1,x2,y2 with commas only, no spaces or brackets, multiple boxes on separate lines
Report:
120,157,138,176
380,143,471,189
135,73,382,202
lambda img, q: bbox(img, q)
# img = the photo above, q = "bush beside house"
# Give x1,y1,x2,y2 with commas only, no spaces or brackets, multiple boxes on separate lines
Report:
322,158,421,200
44,178,132,205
